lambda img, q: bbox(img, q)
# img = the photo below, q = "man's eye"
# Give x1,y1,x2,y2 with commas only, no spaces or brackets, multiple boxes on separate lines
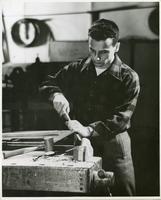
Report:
101,50,109,54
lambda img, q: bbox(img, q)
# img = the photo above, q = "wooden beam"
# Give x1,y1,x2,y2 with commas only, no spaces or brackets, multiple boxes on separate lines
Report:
3,130,74,143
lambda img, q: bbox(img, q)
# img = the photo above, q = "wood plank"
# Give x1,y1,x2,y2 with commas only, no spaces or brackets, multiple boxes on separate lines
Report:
3,130,74,144
3,130,73,138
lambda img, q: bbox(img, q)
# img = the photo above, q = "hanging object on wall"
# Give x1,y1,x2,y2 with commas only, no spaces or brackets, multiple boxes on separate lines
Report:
148,8,159,35
11,18,54,47
2,30,9,63
2,12,10,63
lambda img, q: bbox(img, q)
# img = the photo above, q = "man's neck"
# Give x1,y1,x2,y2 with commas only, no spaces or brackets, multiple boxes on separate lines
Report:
95,67,107,76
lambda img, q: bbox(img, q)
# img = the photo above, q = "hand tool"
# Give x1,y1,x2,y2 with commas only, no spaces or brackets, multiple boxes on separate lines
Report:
33,151,56,161
61,112,82,142
56,147,75,157
3,136,54,159
33,137,55,161
3,145,43,159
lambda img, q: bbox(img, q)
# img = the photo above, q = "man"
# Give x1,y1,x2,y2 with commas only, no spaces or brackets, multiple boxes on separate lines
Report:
40,19,140,196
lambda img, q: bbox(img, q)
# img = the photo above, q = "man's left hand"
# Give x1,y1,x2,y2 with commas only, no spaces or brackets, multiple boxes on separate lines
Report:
65,120,92,138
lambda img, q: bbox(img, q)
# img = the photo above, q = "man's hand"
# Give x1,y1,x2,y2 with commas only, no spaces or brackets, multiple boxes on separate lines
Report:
53,93,70,116
65,120,92,138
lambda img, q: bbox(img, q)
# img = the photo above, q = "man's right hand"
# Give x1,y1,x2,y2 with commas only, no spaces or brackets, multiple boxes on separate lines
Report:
52,93,70,116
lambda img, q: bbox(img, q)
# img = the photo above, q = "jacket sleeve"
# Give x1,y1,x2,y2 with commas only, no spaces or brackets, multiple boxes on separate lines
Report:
89,70,140,139
39,64,74,101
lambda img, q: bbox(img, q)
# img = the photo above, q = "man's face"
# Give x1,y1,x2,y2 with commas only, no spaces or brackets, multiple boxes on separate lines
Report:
88,36,120,68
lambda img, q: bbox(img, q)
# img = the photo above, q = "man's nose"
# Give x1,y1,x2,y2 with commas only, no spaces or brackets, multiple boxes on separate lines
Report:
95,53,101,61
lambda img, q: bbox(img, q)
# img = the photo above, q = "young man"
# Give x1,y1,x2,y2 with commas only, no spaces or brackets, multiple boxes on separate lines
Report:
40,19,140,196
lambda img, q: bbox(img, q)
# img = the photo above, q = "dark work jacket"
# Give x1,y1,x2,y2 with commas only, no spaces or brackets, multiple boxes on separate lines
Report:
40,54,140,140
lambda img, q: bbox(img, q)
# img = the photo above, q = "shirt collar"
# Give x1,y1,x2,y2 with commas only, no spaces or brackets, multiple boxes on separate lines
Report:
81,54,122,80
80,56,92,72
107,54,122,80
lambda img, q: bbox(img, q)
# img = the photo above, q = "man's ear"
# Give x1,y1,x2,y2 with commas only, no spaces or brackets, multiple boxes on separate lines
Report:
115,42,120,52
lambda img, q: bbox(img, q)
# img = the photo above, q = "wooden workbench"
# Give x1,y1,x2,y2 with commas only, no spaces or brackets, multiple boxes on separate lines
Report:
2,151,102,195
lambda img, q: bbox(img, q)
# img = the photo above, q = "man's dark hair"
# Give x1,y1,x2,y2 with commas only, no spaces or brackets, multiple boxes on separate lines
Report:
88,18,119,45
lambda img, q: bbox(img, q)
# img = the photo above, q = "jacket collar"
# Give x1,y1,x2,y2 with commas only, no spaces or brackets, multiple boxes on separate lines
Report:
107,54,122,80
81,54,122,80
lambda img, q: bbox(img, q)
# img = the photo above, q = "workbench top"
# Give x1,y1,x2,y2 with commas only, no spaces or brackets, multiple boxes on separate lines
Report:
2,151,101,169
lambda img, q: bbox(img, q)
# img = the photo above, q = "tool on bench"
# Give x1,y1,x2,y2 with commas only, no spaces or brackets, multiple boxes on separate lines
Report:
3,135,55,159
3,145,43,159
2,130,74,159
3,114,114,194
33,151,56,161
3,112,92,162
32,136,56,161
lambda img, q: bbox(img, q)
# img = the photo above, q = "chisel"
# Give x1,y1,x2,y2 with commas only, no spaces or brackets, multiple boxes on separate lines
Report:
62,112,82,142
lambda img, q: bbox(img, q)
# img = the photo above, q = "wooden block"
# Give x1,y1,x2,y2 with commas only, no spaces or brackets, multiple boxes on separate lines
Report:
73,146,85,161
81,138,94,161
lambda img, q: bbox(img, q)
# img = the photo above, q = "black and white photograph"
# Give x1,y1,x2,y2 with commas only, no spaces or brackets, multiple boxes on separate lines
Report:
1,1,160,198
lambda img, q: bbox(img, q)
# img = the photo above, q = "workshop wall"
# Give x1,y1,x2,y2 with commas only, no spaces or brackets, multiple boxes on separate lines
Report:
2,1,91,63
2,1,158,63
100,7,158,39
